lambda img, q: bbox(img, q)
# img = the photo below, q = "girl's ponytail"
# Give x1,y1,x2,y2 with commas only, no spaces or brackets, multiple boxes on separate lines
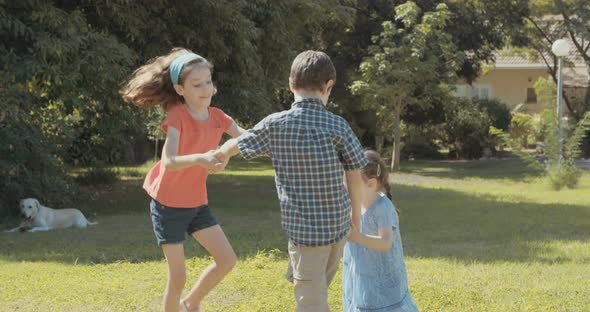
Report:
383,179,392,201
362,150,399,215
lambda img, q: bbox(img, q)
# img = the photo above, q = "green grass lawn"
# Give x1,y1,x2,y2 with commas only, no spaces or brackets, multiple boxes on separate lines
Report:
1,158,589,311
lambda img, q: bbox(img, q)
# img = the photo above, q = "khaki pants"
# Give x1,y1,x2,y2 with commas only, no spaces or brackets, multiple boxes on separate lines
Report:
285,238,346,312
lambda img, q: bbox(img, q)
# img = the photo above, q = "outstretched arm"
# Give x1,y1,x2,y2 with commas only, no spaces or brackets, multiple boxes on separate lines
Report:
348,226,394,252
216,115,271,163
216,137,241,160
208,122,248,173
162,126,223,171
345,169,363,229
225,121,247,138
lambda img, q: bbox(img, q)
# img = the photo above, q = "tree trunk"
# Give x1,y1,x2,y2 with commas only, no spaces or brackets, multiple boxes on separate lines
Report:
583,64,590,117
154,139,159,159
375,134,384,154
391,100,402,172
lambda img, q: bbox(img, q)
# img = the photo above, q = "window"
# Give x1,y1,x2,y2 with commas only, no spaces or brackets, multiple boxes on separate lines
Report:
454,85,468,98
470,87,480,98
526,88,537,103
479,87,490,100
453,84,491,100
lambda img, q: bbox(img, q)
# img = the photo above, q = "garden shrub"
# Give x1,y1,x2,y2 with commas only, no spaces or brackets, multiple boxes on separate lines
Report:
443,97,492,159
476,98,512,131
510,112,534,148
401,124,443,160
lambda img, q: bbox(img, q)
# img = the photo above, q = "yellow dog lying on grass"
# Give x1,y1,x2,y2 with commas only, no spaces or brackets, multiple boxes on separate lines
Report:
4,198,97,232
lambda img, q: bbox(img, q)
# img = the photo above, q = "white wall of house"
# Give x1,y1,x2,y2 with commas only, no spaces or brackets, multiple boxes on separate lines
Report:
455,66,574,115
455,68,548,113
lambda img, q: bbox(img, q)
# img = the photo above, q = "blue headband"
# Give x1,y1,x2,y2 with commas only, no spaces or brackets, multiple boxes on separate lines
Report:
169,52,202,85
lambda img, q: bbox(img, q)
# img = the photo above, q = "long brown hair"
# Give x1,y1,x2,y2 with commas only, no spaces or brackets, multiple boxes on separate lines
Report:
362,150,392,200
119,47,213,111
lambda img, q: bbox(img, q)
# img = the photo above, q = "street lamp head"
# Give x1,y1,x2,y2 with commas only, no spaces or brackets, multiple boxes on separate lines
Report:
552,39,570,57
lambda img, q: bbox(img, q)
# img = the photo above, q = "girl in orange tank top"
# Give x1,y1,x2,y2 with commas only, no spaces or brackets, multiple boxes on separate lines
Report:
121,47,246,312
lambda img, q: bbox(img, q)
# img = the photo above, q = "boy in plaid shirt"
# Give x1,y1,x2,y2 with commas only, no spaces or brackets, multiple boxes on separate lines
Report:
216,50,367,311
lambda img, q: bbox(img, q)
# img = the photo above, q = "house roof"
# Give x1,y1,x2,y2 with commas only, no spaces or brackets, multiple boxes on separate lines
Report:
493,47,586,68
493,15,586,68
490,53,588,87
493,54,547,69
491,43,588,87
482,15,589,87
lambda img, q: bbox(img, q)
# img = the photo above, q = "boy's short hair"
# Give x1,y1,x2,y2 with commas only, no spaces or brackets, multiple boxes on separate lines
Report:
289,50,336,92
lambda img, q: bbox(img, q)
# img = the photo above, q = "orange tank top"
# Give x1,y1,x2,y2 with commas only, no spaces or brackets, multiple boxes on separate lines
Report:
143,104,234,208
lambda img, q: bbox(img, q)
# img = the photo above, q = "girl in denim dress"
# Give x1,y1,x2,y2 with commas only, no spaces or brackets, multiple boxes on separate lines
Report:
343,150,419,312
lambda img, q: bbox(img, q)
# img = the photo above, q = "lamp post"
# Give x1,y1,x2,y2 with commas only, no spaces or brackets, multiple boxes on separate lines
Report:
551,39,570,164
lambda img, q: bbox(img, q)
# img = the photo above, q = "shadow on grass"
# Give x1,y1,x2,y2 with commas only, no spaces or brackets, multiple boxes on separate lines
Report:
399,158,545,182
1,162,589,266
0,170,282,265
395,184,590,264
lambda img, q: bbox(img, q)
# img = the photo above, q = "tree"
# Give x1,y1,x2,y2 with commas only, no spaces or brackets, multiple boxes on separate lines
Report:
320,0,529,151
145,106,166,160
0,0,135,213
445,0,530,82
524,0,590,119
532,77,589,190
351,1,462,171
80,0,356,124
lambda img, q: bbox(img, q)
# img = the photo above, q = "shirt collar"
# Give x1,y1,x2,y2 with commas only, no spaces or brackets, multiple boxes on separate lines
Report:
291,98,326,110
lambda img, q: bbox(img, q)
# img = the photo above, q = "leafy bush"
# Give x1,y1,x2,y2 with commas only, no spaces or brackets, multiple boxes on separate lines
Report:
488,126,509,152
443,97,492,159
529,113,545,143
476,98,512,131
504,77,590,190
75,166,119,186
0,105,79,217
401,124,443,160
510,112,534,148
401,142,444,160
536,77,590,189
547,163,581,190
0,2,136,213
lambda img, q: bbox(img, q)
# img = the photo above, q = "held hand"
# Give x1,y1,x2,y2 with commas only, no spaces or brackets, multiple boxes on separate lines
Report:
216,152,230,171
348,223,362,243
202,150,225,171
207,150,229,174
214,149,228,163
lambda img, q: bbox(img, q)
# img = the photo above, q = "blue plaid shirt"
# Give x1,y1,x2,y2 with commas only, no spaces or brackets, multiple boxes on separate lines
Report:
237,98,367,246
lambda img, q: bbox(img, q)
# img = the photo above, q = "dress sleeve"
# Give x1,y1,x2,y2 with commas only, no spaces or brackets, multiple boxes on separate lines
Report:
213,107,235,132
161,106,183,133
375,197,399,230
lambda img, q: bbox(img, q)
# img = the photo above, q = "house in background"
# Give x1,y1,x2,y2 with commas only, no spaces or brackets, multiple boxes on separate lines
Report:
454,49,588,115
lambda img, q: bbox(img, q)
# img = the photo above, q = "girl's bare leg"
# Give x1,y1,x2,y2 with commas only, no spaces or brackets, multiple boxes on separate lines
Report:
181,225,237,310
161,243,186,312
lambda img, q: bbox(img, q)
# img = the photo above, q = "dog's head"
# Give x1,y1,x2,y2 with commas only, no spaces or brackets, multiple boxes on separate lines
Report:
19,198,41,221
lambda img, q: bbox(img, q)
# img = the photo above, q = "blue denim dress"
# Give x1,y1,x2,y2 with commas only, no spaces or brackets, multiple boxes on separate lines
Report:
343,193,419,312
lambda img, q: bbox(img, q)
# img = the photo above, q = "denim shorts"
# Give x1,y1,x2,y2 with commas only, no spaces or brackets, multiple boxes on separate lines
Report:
150,199,218,246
